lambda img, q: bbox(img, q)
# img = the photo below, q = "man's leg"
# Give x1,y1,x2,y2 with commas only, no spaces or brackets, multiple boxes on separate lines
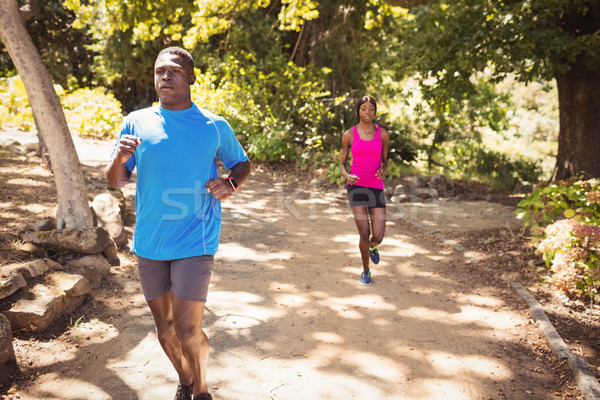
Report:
173,298,210,396
146,291,193,386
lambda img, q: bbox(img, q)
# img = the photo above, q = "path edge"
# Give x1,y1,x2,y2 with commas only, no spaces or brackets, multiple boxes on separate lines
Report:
510,282,600,400
399,217,600,400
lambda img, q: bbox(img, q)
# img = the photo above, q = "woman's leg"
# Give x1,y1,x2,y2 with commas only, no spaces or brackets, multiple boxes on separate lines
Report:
368,207,386,248
351,205,371,272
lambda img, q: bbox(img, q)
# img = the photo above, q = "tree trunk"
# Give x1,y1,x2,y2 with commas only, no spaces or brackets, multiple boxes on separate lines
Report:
552,60,600,180
0,0,93,228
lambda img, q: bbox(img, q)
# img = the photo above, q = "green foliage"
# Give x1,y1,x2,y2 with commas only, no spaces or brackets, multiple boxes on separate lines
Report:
0,0,95,90
516,178,600,230
517,178,600,300
0,76,35,131
0,76,122,138
441,141,541,190
62,88,123,139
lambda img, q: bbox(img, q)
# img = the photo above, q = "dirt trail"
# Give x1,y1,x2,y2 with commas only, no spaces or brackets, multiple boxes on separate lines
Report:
3,132,568,399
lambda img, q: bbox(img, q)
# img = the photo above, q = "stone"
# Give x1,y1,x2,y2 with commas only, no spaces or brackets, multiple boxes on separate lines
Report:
455,193,478,201
1,258,62,280
429,174,452,197
416,188,438,200
0,314,15,365
28,218,56,232
66,255,111,277
391,194,412,204
393,184,409,197
92,193,128,248
15,242,46,258
486,193,501,202
0,274,27,300
22,227,112,255
23,142,38,153
2,272,91,332
102,239,120,266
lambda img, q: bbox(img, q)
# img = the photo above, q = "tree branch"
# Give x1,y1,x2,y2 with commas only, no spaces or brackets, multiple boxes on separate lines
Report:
384,0,428,8
19,0,40,23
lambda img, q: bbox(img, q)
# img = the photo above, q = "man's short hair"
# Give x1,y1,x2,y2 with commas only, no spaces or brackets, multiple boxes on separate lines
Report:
157,47,194,70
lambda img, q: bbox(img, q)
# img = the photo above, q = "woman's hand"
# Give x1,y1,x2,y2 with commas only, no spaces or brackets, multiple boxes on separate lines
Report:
376,168,386,180
347,174,359,185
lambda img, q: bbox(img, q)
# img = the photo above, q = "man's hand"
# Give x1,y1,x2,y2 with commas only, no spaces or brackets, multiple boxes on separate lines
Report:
115,135,141,163
206,178,233,201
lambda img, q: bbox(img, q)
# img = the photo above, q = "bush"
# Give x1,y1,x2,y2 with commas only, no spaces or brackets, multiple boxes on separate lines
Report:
517,178,600,299
441,141,541,190
0,76,122,139
536,219,600,299
62,88,123,139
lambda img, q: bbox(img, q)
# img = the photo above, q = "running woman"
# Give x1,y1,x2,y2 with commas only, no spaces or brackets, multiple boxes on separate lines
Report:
339,96,389,285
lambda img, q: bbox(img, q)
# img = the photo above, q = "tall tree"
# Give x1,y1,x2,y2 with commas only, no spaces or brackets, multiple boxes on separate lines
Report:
0,0,93,228
392,0,600,180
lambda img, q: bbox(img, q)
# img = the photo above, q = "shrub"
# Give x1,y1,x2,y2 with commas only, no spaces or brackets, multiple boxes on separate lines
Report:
62,88,123,139
518,178,600,299
0,76,122,139
535,219,600,298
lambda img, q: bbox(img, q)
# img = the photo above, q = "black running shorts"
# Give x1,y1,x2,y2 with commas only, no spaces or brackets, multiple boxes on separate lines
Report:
346,185,386,209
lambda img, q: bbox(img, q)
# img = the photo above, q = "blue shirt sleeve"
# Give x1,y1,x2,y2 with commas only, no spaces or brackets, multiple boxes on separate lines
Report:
214,119,248,169
109,119,137,172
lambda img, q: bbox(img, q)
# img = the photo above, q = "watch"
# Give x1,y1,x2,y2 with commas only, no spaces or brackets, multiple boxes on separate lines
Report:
226,177,239,193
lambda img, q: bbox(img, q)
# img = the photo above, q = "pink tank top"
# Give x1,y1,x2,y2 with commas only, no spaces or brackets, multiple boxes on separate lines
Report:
348,125,383,189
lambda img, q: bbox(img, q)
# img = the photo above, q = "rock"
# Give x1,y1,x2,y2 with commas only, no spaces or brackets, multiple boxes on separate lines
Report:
455,193,478,201
393,184,408,197
0,314,15,366
0,274,27,300
429,174,447,189
416,188,438,200
102,239,120,266
429,174,452,197
66,255,111,277
28,218,56,232
412,176,428,188
0,139,20,154
92,193,127,248
2,272,91,333
23,142,38,153
22,227,112,255
486,193,501,202
15,242,46,258
391,194,412,204
1,258,63,280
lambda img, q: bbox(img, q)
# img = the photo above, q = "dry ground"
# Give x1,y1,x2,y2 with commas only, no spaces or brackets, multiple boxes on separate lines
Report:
0,130,598,399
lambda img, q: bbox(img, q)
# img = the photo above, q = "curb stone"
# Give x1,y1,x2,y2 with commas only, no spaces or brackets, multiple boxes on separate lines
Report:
511,282,600,400
400,217,600,400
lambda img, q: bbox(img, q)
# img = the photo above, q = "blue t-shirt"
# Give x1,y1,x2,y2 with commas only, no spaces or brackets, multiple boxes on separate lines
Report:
112,104,248,260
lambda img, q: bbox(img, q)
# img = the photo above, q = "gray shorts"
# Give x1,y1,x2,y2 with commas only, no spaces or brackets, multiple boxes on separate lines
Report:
137,255,214,302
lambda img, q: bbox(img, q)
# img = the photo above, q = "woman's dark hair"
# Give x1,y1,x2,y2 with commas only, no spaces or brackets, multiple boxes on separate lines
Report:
157,46,195,70
356,96,377,120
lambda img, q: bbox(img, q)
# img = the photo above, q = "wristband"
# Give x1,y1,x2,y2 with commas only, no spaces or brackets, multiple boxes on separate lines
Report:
226,177,239,193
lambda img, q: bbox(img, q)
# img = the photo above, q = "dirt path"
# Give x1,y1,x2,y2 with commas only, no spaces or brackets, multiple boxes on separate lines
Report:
3,132,574,399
